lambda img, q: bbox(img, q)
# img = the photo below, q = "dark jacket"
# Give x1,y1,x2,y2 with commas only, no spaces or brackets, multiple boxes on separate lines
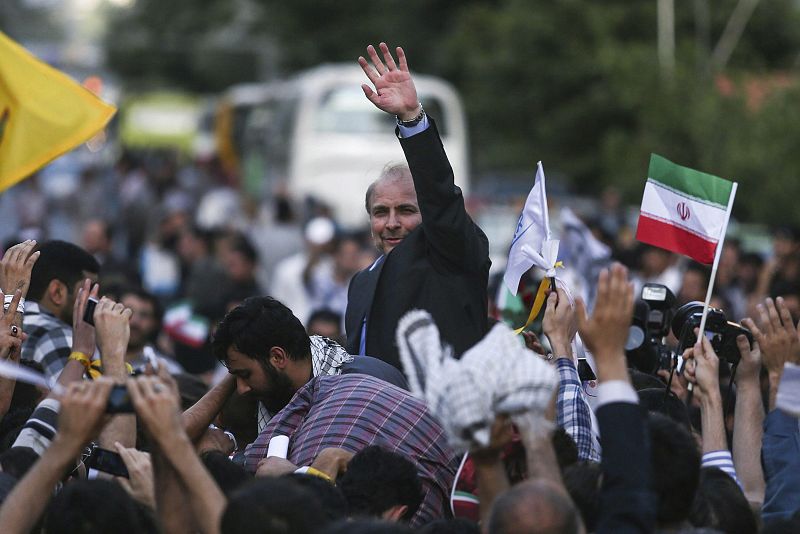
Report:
345,118,491,369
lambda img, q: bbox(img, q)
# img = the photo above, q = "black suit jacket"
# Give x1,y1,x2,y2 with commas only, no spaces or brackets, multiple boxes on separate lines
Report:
596,401,657,534
345,118,491,370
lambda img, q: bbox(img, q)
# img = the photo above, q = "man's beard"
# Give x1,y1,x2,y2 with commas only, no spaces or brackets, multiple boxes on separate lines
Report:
259,361,297,414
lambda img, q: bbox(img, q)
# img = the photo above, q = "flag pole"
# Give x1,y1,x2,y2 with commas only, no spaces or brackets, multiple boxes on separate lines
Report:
697,182,738,340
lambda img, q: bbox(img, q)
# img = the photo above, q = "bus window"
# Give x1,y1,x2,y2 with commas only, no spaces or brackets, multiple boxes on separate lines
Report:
314,87,397,134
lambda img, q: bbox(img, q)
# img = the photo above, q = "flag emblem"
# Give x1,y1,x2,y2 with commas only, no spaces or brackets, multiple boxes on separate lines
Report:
677,202,690,221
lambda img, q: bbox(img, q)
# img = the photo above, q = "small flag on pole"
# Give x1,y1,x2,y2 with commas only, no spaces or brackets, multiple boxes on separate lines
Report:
0,32,116,193
636,154,734,265
504,162,561,334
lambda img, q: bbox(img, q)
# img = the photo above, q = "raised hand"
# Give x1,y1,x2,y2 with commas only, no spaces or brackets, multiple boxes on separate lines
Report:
358,42,420,120
0,240,40,298
687,334,721,401
71,280,99,357
742,296,800,375
55,378,114,455
114,442,155,510
127,375,185,450
575,264,634,382
310,447,354,483
94,297,132,370
542,288,577,358
0,289,23,360
734,334,762,386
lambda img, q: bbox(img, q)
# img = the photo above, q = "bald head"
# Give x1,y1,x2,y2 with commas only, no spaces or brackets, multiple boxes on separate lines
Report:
488,480,582,534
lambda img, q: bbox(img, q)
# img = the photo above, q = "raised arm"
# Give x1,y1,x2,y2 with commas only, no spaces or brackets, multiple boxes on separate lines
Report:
128,373,226,534
576,264,656,534
0,289,24,418
543,289,599,462
731,334,766,506
0,379,113,534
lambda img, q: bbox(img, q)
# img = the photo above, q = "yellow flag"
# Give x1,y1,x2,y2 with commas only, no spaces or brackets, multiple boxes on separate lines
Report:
0,32,116,192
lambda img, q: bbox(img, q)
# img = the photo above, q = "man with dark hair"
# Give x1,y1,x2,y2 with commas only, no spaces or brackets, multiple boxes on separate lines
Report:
118,286,181,374
306,309,344,345
221,477,328,534
22,240,99,378
345,43,490,369
212,296,407,429
649,412,702,529
338,445,423,523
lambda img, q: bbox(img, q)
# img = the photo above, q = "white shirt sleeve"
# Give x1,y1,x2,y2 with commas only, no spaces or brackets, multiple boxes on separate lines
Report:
596,380,639,407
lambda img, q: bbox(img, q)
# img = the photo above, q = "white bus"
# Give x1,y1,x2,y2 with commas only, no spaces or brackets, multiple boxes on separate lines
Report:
233,64,469,228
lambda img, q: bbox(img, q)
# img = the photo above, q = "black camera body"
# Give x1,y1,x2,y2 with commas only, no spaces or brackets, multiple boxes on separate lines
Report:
625,284,677,374
671,301,753,366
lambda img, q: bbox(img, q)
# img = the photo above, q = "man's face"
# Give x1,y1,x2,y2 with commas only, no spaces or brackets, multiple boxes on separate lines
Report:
121,294,157,351
61,271,99,324
369,179,421,254
225,347,296,413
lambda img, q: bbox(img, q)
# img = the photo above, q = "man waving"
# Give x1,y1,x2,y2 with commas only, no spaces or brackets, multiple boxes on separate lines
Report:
345,43,491,370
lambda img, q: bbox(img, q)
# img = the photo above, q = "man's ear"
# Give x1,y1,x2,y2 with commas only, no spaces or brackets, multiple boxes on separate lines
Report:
381,505,408,523
46,279,68,308
269,346,290,370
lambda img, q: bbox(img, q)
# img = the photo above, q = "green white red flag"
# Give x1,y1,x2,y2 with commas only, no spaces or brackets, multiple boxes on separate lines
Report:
636,154,735,265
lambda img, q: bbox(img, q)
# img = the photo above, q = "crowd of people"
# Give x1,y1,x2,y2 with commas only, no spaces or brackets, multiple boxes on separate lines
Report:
0,42,797,534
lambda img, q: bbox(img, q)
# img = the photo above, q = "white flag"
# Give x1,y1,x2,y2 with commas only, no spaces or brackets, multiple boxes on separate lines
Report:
504,162,560,296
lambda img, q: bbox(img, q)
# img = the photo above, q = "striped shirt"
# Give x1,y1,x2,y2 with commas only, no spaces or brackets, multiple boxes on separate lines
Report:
21,302,73,380
244,374,457,527
13,398,60,456
556,358,601,462
701,450,742,489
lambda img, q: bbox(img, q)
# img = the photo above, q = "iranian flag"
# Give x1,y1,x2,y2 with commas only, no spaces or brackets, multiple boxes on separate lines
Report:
636,154,735,265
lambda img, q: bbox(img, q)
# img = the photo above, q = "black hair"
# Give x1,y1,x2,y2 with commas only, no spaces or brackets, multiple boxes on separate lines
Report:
639,388,692,430
0,406,34,452
563,461,602,532
0,446,39,480
307,309,343,328
684,262,711,287
629,368,667,391
338,445,423,522
221,477,328,534
228,233,258,264
200,450,252,496
8,360,45,413
43,479,157,534
119,285,164,331
283,473,348,523
690,467,758,534
487,480,580,534
212,296,311,364
28,240,99,302
648,412,701,527
418,518,481,534
321,519,415,534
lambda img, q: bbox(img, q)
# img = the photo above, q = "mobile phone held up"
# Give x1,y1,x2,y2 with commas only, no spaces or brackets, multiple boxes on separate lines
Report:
83,297,98,326
87,447,129,478
107,384,134,414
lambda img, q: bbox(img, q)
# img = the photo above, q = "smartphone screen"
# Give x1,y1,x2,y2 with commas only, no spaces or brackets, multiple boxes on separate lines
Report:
87,448,129,478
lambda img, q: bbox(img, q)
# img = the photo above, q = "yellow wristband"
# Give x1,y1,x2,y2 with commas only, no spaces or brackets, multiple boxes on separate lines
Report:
305,467,333,483
68,351,91,366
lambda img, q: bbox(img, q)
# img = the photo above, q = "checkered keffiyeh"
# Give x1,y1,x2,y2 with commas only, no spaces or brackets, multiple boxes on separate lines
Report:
21,301,73,380
245,374,457,527
256,336,355,432
396,310,558,453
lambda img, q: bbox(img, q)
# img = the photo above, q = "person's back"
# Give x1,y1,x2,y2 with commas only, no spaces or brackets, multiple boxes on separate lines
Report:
244,373,457,526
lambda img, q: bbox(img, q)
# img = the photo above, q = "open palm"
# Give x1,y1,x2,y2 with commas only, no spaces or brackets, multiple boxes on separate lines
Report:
358,43,420,118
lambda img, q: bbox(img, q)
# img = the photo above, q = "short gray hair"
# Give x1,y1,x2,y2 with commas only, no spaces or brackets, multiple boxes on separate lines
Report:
364,163,413,213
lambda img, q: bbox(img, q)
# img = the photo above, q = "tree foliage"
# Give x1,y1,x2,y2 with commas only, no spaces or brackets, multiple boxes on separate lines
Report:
104,0,800,225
